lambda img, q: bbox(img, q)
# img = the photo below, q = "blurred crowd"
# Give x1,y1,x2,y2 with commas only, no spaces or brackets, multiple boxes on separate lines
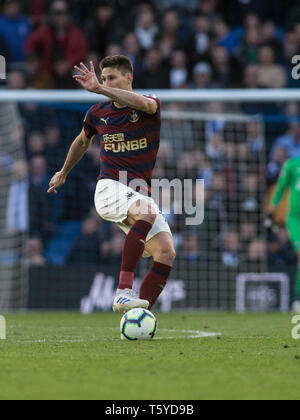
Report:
1,0,300,272
0,0,300,90
3,99,298,271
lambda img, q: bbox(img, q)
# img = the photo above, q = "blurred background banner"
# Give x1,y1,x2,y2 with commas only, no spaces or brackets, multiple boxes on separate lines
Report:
0,0,300,312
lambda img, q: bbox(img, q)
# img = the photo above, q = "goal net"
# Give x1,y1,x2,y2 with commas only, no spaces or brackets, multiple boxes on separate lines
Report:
0,102,28,310
0,89,295,312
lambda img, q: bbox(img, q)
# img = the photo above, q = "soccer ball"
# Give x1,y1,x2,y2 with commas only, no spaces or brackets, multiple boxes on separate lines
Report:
120,308,157,341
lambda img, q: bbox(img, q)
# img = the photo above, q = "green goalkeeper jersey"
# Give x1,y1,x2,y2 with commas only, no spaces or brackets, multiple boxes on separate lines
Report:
272,157,300,216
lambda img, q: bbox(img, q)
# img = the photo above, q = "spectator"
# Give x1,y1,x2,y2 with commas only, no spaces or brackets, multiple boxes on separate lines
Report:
6,70,26,89
213,18,240,55
189,62,218,89
0,0,32,63
240,218,257,247
27,131,46,158
283,31,300,64
205,133,225,163
25,0,87,75
100,225,125,264
209,172,229,222
239,173,261,214
30,155,49,190
155,0,198,12
267,227,295,265
176,150,198,180
194,149,213,187
260,21,283,58
53,53,78,89
211,45,242,88
178,232,202,262
186,15,211,65
271,122,300,160
68,217,102,264
243,64,260,89
244,13,260,32
257,45,286,88
169,49,189,89
236,27,261,66
6,160,29,234
247,238,267,262
25,55,54,89
29,155,61,238
285,102,300,121
122,32,144,83
197,0,219,25
85,2,123,59
25,237,46,266
159,8,187,49
135,5,159,51
137,48,169,88
241,65,280,116
44,125,65,173
267,146,289,186
246,121,264,155
105,43,122,58
221,230,241,268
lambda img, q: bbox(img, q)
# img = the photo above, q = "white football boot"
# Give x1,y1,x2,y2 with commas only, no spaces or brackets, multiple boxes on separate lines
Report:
292,301,300,314
113,288,149,313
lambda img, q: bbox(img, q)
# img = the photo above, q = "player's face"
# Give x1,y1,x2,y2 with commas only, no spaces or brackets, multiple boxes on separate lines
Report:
101,67,132,90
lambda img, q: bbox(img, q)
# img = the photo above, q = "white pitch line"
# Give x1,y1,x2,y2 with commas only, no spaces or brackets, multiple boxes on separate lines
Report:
13,329,222,343
156,329,221,340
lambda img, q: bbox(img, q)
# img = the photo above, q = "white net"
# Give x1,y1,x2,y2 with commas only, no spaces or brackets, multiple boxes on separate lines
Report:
0,102,28,310
0,93,269,311
140,104,267,310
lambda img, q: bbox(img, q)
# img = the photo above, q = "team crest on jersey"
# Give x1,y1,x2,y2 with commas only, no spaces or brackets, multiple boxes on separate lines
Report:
129,111,139,123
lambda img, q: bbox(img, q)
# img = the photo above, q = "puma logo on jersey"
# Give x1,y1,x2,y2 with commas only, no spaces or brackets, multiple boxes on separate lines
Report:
100,117,109,125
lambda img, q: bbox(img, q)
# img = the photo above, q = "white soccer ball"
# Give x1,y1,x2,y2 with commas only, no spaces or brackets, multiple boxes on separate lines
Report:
120,308,157,341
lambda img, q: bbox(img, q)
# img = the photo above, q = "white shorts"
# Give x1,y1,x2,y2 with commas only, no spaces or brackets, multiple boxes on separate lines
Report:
94,179,172,258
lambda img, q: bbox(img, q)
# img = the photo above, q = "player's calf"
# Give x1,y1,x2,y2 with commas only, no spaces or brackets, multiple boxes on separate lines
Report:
139,233,176,309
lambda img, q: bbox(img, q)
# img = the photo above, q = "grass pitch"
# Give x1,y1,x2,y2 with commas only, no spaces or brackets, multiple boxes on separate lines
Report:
0,312,299,400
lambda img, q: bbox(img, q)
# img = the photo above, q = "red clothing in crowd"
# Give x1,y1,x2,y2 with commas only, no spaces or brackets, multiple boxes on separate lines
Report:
25,24,87,73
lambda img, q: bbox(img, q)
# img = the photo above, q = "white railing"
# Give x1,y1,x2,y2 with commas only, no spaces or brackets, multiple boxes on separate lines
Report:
0,89,299,103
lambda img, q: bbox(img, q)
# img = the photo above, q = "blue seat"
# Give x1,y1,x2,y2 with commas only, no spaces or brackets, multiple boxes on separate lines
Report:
44,221,82,265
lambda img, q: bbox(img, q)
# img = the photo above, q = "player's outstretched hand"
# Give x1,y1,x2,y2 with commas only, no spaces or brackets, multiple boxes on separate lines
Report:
73,61,102,93
47,171,66,194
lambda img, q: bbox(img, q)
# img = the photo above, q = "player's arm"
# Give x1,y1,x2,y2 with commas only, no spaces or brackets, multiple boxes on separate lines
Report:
73,62,158,115
47,129,94,194
265,160,291,231
270,160,291,211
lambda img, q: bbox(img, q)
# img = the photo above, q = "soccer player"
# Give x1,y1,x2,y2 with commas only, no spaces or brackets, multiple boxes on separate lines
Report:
266,156,300,313
48,55,176,312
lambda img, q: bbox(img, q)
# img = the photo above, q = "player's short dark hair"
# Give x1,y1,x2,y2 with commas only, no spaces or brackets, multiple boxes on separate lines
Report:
99,55,133,75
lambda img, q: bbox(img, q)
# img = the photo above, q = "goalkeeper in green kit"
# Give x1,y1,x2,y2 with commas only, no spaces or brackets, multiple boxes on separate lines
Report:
267,157,300,313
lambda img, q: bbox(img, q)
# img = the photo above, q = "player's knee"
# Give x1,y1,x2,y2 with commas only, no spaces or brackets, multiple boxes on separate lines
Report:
155,246,176,265
137,204,158,225
139,212,157,225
